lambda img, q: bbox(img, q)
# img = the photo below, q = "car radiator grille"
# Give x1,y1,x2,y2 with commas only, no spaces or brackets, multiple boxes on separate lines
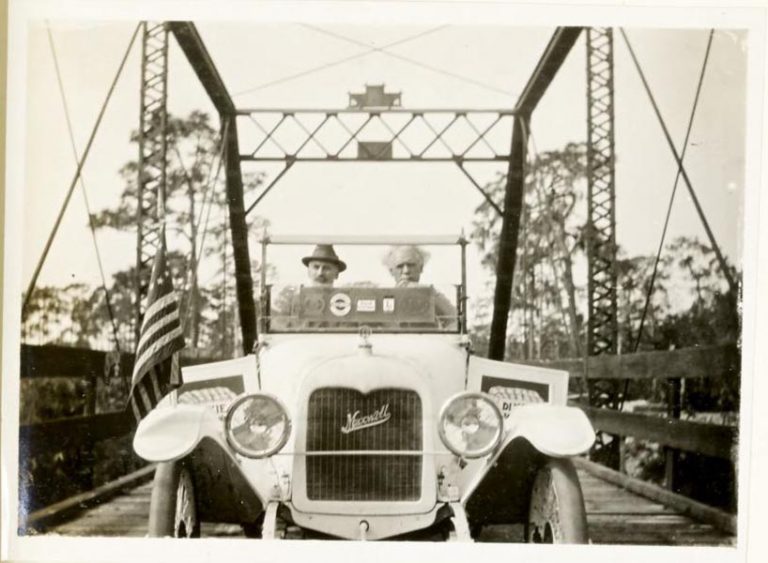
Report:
305,387,422,501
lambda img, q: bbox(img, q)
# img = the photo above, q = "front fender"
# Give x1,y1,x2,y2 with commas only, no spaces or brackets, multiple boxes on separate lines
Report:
133,404,223,462
134,406,267,524
461,404,594,520
502,403,595,457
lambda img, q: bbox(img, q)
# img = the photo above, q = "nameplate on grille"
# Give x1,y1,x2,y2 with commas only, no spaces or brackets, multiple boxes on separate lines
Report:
340,403,391,434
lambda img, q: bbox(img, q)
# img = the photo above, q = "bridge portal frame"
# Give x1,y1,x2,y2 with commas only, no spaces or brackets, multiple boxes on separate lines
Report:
163,24,622,390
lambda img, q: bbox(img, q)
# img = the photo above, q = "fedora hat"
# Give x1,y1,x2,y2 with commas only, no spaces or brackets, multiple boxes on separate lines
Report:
302,244,347,272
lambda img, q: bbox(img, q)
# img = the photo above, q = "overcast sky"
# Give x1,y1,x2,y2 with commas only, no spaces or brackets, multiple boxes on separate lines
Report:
20,19,746,300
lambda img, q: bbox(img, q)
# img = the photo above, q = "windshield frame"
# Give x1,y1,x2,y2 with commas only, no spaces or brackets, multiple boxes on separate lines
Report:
258,235,468,335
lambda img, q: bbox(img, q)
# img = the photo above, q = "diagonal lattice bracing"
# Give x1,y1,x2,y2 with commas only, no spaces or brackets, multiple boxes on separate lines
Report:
238,109,514,162
240,108,514,215
135,22,169,343
586,28,622,468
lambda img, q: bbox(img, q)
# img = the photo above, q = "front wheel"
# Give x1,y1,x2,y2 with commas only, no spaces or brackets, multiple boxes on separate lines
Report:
148,461,200,538
527,457,588,544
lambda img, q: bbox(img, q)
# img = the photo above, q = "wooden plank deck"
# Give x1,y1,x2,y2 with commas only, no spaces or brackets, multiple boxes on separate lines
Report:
42,469,736,545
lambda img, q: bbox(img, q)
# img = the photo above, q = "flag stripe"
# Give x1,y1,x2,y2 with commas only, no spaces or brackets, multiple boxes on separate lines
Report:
150,370,162,401
132,326,185,386
140,299,180,335
131,396,143,422
138,382,153,413
127,230,185,424
141,292,181,332
135,310,181,360
144,372,159,407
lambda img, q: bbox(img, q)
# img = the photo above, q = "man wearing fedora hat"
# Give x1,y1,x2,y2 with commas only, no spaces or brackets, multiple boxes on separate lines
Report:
302,244,347,287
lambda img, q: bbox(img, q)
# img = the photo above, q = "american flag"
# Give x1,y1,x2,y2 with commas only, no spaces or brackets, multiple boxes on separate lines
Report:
128,234,185,422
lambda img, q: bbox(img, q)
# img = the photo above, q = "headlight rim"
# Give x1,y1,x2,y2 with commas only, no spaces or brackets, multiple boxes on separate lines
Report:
437,391,503,459
224,392,292,459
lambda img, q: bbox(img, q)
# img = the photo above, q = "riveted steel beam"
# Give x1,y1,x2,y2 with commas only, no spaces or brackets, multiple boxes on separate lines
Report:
585,27,620,469
514,27,584,116
168,21,257,353
239,109,515,165
167,21,235,116
488,27,582,361
135,21,169,343
223,116,257,354
488,116,527,361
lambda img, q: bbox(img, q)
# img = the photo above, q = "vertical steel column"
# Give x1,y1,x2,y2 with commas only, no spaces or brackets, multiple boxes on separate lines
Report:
168,22,258,356
135,22,169,343
488,116,528,361
586,27,621,468
224,115,257,354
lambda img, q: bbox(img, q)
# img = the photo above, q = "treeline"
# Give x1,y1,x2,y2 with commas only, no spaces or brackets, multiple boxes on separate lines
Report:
467,142,739,506
22,111,269,358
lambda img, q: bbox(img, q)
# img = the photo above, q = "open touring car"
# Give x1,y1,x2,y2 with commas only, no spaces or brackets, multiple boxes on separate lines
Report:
133,235,595,541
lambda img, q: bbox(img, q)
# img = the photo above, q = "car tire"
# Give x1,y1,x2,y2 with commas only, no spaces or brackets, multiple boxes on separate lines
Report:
148,461,201,538
526,457,588,544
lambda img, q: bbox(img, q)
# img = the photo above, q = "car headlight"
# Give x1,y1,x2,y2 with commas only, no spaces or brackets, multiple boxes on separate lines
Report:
224,393,291,458
438,392,503,458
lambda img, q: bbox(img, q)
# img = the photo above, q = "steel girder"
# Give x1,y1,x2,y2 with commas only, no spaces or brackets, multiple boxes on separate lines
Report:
238,108,516,216
167,22,258,354
135,22,169,343
487,26,583,361
586,27,621,468
238,108,516,163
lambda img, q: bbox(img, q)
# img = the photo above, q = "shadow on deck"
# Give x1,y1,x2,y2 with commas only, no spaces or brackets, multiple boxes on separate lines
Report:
37,465,735,546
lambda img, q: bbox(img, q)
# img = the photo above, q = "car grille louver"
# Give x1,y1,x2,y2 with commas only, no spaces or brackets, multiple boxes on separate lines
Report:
306,387,422,501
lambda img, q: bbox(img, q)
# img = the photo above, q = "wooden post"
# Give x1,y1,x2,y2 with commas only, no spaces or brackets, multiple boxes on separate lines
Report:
77,372,98,493
665,377,682,491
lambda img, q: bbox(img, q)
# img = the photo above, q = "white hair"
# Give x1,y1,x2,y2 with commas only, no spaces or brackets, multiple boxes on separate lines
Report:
382,245,430,270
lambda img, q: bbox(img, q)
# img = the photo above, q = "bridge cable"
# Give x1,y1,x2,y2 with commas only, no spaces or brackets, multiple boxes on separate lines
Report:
619,28,736,296
179,125,227,325
171,143,208,331
233,25,452,97
45,24,122,353
192,120,228,270
629,29,715,357
22,23,141,315
620,30,716,413
300,24,517,99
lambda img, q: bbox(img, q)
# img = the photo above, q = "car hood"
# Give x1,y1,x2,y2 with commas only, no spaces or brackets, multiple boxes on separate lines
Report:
257,333,469,400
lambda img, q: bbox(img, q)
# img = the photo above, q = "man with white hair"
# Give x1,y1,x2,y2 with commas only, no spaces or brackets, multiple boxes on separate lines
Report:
384,245,429,287
384,245,457,329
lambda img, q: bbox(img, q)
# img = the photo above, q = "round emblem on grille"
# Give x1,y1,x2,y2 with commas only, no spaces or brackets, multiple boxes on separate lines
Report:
329,293,352,316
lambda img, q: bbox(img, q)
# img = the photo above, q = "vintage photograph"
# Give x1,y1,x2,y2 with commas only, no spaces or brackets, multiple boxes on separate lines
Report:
1,1,763,560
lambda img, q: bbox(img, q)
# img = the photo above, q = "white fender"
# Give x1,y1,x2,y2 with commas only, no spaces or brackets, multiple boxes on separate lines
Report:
133,404,223,462
502,403,595,457
461,404,594,504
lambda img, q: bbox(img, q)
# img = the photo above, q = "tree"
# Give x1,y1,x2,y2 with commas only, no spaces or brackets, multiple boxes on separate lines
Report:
471,142,588,360
90,111,267,355
22,284,106,347
92,111,222,347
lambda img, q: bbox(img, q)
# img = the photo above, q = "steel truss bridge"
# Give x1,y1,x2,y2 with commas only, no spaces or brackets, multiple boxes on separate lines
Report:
16,23,739,545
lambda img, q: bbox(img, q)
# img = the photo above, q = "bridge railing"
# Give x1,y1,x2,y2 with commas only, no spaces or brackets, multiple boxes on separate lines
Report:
525,343,739,510
18,344,216,532
19,343,739,531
